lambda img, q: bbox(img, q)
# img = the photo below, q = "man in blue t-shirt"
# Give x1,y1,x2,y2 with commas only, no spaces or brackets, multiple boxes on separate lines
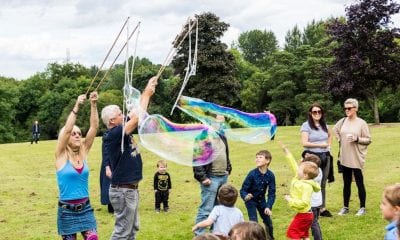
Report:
101,76,157,239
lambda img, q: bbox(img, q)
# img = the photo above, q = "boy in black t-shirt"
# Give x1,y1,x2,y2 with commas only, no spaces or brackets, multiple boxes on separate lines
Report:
153,160,172,213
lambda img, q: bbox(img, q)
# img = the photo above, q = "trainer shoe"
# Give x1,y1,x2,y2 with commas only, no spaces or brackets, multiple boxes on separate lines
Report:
338,207,349,216
355,207,366,216
320,209,333,217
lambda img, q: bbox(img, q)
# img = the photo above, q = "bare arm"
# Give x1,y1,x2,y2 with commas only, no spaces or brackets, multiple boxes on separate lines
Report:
55,94,86,158
83,92,99,154
192,218,214,232
279,141,298,176
327,127,333,146
125,76,157,134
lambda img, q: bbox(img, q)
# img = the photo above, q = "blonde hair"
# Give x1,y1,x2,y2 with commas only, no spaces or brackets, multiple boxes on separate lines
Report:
383,183,400,207
301,161,319,179
157,160,167,167
344,98,359,110
58,125,84,156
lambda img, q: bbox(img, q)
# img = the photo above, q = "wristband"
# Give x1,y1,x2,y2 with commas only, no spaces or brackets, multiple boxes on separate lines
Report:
72,109,78,115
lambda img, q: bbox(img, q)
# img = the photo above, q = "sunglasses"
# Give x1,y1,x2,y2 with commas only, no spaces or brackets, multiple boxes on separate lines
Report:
311,110,322,115
71,131,82,137
344,107,355,111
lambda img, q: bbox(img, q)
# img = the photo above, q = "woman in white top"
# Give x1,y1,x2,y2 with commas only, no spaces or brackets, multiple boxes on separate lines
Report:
300,102,332,217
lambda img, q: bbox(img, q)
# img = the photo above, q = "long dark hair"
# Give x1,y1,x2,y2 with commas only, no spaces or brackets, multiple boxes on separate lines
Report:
307,103,328,133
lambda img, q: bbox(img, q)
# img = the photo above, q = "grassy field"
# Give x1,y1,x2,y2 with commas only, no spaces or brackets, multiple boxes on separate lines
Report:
0,124,399,240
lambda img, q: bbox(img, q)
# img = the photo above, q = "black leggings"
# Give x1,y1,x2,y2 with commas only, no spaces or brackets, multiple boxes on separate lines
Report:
342,165,366,208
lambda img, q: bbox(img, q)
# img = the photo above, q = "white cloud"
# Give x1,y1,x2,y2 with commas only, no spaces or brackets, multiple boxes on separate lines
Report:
0,0,398,79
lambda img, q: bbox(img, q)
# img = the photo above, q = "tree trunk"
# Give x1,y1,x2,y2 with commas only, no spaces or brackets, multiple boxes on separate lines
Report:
372,94,380,125
285,110,290,126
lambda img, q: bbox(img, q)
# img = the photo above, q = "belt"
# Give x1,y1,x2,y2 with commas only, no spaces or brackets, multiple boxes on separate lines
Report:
58,199,89,211
111,183,138,189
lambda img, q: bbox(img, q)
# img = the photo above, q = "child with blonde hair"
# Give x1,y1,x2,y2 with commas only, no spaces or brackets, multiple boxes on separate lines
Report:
302,152,323,240
380,183,400,240
280,143,321,240
153,160,172,213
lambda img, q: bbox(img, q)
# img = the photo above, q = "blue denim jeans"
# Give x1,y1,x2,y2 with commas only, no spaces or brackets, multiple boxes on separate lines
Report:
245,199,274,239
194,175,228,236
109,187,139,240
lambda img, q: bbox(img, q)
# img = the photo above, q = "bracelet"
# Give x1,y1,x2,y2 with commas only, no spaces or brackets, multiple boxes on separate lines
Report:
72,109,78,115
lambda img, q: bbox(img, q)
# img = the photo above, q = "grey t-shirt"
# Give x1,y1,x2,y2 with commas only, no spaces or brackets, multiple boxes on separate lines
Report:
300,122,329,153
209,205,244,236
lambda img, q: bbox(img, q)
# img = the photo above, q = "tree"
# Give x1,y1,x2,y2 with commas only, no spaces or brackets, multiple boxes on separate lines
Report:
284,25,302,52
14,73,50,139
0,77,20,143
265,51,298,125
45,62,90,87
324,0,400,124
238,29,278,68
171,12,241,107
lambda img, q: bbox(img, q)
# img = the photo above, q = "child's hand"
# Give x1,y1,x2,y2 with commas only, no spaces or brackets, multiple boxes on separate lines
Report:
244,193,253,201
264,208,272,216
278,141,290,155
191,225,198,232
284,194,291,202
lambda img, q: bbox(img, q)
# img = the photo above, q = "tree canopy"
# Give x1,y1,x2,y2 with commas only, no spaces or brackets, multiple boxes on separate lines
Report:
1,4,400,143
324,0,400,124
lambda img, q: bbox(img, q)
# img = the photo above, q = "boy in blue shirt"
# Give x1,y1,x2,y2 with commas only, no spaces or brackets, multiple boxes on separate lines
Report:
240,150,276,239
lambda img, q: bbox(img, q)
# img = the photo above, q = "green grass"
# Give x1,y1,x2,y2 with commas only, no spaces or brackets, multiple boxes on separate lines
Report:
0,124,399,239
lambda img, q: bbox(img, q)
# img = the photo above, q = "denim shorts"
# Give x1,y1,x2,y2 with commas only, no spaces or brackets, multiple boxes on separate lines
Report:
57,201,97,235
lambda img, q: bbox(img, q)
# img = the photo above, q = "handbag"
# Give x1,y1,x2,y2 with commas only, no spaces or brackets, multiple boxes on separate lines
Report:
337,160,343,173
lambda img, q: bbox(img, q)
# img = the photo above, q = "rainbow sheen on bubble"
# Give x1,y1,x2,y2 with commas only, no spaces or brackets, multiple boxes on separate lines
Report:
124,87,225,167
138,114,225,166
177,96,277,144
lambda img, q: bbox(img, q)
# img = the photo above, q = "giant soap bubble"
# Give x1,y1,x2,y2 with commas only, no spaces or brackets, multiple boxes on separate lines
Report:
138,114,225,166
177,96,277,144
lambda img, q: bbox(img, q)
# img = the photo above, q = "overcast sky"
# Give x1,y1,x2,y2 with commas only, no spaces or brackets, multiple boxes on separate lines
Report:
0,0,399,80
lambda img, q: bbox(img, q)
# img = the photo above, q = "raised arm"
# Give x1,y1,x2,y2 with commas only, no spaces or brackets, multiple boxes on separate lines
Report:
125,76,158,135
55,94,86,158
83,91,99,153
279,142,298,176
